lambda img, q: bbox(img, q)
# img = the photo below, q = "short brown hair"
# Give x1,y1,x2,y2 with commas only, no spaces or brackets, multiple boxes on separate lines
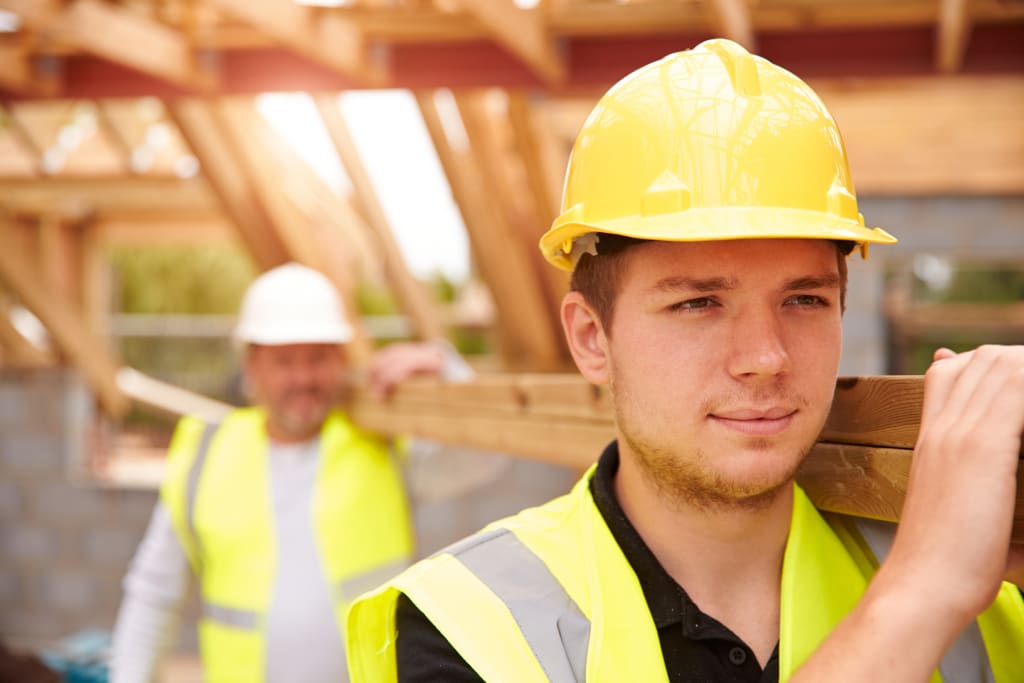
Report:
570,236,853,332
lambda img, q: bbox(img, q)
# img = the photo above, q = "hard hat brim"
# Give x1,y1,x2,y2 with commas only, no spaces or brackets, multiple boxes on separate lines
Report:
234,322,353,346
540,207,898,271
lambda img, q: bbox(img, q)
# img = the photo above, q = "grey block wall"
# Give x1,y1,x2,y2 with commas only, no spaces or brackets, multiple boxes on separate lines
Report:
0,368,172,651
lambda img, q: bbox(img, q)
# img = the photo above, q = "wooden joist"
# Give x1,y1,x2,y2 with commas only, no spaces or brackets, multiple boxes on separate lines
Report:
350,374,1024,542
313,94,444,342
0,215,127,416
167,99,291,270
455,0,565,86
206,0,386,87
0,0,216,91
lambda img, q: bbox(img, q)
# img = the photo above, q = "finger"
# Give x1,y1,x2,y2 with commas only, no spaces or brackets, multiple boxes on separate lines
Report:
920,348,975,427
931,346,1002,429
933,347,957,362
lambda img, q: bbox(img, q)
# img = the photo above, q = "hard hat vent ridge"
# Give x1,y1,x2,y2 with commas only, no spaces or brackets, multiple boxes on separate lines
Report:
642,170,692,217
703,39,762,98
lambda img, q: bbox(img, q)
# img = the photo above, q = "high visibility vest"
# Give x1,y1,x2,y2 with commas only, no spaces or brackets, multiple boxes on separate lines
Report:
163,407,413,682
348,468,1024,683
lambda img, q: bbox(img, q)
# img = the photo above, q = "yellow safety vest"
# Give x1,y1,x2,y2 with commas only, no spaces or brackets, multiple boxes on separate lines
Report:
163,407,413,682
348,467,1024,683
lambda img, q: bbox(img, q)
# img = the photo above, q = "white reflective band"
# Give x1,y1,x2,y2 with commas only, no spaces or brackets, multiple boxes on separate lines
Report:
337,557,411,602
853,518,995,682
203,601,262,630
447,528,590,683
185,421,219,567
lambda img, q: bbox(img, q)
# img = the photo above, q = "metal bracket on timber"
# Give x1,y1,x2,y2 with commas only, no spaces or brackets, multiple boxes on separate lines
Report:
350,374,1024,542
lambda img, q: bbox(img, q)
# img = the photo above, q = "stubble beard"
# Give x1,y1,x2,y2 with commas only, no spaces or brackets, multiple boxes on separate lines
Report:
614,384,817,514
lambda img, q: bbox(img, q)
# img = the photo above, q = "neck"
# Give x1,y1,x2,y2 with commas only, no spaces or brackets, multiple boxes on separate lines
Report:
614,444,792,666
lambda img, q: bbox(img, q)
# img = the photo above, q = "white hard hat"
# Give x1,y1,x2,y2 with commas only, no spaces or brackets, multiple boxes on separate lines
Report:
234,263,353,345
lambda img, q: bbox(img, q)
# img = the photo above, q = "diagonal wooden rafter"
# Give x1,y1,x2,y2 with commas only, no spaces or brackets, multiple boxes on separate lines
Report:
0,0,216,91
167,99,290,270
207,0,387,87
937,0,971,73
706,0,755,50
0,214,127,416
313,94,444,342
454,0,565,86
418,90,563,370
0,290,56,368
455,91,565,360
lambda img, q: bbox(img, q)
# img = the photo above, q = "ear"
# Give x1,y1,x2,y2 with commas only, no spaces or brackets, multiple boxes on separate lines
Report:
561,291,611,385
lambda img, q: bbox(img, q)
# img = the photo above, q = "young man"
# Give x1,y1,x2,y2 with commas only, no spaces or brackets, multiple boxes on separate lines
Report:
110,263,483,683
346,39,1024,681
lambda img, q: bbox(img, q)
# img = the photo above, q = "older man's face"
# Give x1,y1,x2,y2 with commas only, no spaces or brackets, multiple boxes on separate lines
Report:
245,343,346,442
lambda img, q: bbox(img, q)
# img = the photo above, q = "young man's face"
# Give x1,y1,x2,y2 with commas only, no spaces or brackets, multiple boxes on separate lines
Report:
571,238,843,509
245,343,347,442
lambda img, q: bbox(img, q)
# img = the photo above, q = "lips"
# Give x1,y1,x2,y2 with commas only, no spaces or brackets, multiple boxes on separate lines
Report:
708,407,797,436
712,407,794,420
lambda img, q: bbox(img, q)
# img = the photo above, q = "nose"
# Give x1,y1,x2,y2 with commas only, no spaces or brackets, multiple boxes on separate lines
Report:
726,307,791,380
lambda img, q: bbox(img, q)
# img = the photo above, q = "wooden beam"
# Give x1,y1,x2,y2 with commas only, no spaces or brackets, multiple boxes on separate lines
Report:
707,0,756,50
812,75,1024,194
417,90,563,370
0,214,126,416
348,373,1024,541
454,91,565,369
117,366,232,424
0,0,216,91
96,213,236,246
0,176,219,217
167,99,290,270
206,0,386,87
313,94,444,342
455,0,565,85
506,91,571,315
0,45,57,96
0,298,55,368
937,0,971,73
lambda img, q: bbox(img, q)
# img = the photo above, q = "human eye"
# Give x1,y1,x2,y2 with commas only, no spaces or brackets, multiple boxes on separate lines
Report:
784,294,829,308
668,297,719,312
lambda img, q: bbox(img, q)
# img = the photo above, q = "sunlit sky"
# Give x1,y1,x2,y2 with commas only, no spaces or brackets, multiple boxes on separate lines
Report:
257,91,472,283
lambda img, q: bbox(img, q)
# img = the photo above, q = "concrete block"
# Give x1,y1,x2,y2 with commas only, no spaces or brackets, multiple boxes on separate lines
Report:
0,480,22,520
0,435,65,478
0,608,68,641
39,570,100,613
106,489,160,530
0,526,57,563
31,483,106,526
0,383,25,428
0,572,21,607
82,527,143,570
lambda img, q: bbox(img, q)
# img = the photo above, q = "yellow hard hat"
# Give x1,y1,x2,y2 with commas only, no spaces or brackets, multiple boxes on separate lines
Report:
539,38,897,271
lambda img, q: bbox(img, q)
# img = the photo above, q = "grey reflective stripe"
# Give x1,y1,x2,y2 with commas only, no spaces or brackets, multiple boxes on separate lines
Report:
450,528,590,683
185,421,219,568
336,557,411,602
203,601,262,630
852,518,995,683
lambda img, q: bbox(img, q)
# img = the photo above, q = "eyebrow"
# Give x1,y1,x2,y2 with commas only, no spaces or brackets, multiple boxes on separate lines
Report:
648,273,840,294
649,276,737,293
783,274,841,291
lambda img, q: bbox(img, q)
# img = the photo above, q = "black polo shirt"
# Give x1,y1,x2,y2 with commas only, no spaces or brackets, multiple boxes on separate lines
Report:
395,441,779,682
